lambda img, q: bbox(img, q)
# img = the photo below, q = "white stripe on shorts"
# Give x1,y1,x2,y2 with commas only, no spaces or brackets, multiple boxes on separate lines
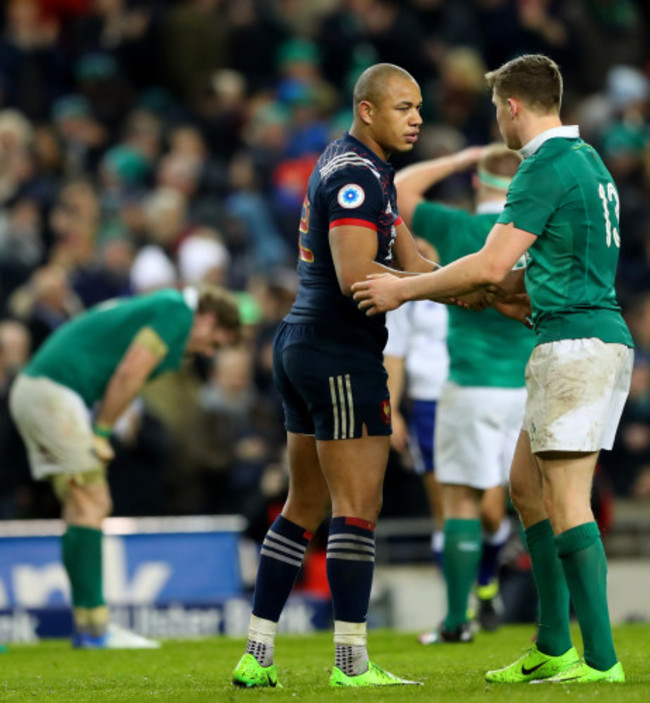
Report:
329,374,355,439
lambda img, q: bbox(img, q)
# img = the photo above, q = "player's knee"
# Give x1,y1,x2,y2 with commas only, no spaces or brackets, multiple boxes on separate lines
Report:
284,497,330,532
61,474,112,524
508,480,529,515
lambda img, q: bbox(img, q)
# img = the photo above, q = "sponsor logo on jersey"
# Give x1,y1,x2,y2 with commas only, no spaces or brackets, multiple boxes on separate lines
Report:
337,184,365,209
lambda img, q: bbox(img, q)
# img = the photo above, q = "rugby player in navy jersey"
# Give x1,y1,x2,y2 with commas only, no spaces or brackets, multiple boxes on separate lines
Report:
232,63,439,688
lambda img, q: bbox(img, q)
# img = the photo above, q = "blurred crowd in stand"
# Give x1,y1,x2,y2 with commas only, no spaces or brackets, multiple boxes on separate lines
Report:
1,0,650,543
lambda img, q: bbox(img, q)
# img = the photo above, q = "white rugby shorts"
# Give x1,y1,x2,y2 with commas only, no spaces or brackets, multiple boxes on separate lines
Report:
435,382,526,489
523,338,633,453
9,374,103,480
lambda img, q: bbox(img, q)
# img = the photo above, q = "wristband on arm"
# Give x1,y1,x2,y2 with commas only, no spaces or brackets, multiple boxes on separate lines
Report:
93,423,112,439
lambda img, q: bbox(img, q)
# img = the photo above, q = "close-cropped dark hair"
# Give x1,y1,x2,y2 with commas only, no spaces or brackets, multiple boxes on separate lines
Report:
353,63,416,108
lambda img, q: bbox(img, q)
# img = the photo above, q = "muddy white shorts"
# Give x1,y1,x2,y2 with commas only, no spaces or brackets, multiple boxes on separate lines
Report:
523,338,633,453
9,374,103,480
435,382,526,489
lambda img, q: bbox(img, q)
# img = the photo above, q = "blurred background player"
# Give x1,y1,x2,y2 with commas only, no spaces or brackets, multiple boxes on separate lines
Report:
9,285,241,648
383,243,448,573
394,143,534,643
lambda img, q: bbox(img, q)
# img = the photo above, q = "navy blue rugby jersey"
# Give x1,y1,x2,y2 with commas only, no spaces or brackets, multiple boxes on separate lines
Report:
284,133,402,348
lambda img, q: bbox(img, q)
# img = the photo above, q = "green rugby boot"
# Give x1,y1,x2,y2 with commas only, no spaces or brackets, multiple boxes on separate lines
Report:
535,660,625,684
485,644,579,683
232,653,281,688
330,661,422,687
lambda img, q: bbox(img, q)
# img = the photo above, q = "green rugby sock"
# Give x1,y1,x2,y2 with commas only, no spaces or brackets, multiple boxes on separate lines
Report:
556,522,617,671
61,525,105,609
524,519,572,656
443,518,482,630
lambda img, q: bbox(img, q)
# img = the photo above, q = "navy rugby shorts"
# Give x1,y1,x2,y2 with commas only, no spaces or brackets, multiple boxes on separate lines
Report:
273,321,391,440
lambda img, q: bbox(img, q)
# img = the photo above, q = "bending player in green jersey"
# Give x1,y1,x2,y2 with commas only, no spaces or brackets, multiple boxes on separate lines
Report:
353,54,633,684
10,286,241,649
396,144,534,644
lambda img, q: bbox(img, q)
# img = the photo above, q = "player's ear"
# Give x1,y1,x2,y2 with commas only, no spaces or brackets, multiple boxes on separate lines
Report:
358,100,373,126
507,98,518,118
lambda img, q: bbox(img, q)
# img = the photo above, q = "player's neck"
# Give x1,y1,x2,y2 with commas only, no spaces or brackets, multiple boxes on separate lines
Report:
518,114,563,151
348,125,390,162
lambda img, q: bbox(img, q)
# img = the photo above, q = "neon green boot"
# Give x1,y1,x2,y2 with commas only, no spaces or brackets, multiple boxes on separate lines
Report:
330,661,422,687
535,659,625,684
232,653,281,688
485,644,579,683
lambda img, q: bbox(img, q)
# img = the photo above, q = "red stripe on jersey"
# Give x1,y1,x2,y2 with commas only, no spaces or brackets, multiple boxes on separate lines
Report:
345,517,376,532
299,244,314,262
329,218,377,231
303,530,314,540
394,216,403,227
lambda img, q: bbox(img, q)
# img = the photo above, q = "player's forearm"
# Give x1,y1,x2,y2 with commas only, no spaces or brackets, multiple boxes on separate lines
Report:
398,252,500,302
340,259,433,295
395,155,462,195
95,372,148,429
395,148,484,195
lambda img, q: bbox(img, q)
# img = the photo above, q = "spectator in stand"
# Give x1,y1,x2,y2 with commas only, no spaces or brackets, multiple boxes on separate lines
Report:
0,320,31,519
0,0,68,120
8,264,83,352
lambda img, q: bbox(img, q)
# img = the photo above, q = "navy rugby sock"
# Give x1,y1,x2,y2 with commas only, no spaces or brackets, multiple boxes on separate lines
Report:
478,518,511,587
251,515,313,622
326,517,375,623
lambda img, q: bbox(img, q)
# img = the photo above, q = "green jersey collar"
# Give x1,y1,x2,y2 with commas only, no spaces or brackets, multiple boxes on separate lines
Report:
182,286,199,311
520,125,580,159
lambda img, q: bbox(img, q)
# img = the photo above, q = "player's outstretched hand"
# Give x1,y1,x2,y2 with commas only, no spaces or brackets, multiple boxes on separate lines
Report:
352,274,404,315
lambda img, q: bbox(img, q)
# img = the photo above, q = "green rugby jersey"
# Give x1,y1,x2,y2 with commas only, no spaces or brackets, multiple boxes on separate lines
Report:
498,126,633,347
413,201,534,387
25,289,195,407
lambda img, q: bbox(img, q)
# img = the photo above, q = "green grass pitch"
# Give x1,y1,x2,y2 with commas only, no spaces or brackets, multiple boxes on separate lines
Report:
2,624,649,701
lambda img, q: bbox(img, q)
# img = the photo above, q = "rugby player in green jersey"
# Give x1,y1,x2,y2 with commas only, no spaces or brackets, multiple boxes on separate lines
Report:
396,144,534,644
353,54,633,684
10,286,240,648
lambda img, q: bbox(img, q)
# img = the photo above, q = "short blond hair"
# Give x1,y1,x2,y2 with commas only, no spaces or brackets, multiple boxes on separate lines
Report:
485,54,562,113
479,144,522,179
